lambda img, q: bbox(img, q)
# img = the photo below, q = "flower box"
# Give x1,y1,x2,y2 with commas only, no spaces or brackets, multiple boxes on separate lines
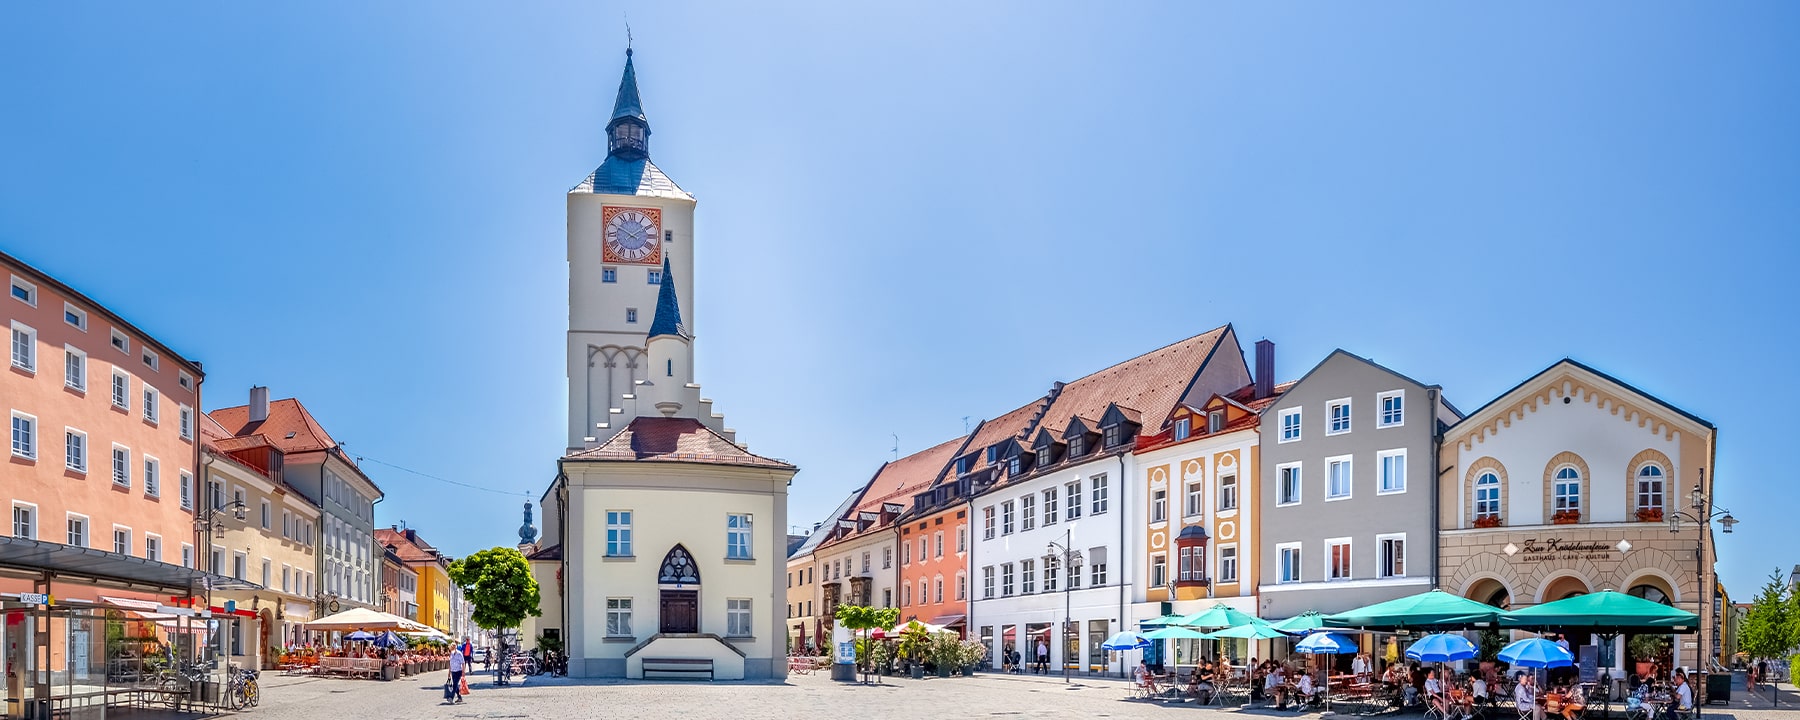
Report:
1473,516,1503,529
1552,510,1581,525
1636,507,1664,523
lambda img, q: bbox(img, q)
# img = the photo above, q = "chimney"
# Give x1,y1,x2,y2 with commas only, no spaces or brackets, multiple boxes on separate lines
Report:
1254,339,1275,400
249,386,270,423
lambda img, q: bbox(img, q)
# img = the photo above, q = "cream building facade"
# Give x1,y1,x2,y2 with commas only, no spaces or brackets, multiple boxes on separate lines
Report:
1437,359,1719,673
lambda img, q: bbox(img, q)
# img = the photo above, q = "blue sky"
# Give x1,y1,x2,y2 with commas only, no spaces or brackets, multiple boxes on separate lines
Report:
2,3,1795,597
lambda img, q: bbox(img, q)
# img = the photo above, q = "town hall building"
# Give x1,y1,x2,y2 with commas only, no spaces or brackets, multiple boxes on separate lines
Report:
531,48,797,680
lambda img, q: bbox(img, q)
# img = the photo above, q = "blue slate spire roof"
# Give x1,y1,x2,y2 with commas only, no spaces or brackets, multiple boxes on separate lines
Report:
647,255,688,341
610,49,647,128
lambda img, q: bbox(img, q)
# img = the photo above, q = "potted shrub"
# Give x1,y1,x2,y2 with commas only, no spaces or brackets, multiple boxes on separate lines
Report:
1636,507,1663,523
897,622,929,679
1552,510,1581,525
960,640,987,676
868,639,894,676
1473,515,1503,529
930,634,960,678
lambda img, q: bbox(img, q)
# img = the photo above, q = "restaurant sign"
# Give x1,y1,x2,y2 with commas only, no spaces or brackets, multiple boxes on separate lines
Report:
1510,538,1618,563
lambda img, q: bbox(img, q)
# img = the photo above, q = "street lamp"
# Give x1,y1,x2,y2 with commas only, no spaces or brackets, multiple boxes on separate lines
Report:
1665,469,1734,715
1045,529,1084,685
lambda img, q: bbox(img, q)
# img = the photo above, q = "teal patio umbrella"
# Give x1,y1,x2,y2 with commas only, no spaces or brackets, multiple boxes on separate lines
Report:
1178,603,1261,629
1499,590,1698,633
1145,626,1212,640
1324,589,1502,631
1271,612,1327,634
1204,620,1293,640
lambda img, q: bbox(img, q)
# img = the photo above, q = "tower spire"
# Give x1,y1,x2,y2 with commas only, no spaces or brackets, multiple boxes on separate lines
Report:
647,255,687,341
607,48,650,161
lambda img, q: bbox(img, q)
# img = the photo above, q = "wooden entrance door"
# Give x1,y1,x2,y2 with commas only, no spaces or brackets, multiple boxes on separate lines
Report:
659,590,698,634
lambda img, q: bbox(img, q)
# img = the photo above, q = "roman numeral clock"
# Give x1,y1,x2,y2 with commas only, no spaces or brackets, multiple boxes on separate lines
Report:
602,206,662,264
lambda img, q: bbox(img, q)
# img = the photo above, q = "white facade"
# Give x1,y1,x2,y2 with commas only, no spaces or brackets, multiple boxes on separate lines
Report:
969,454,1136,674
1129,429,1262,624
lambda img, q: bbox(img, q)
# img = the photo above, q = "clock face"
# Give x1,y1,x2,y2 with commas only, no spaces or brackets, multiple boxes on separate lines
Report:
601,206,662,265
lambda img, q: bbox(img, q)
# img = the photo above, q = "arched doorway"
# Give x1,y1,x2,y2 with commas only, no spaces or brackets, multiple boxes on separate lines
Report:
657,545,700,634
1467,578,1511,610
1539,575,1590,604
1625,583,1675,677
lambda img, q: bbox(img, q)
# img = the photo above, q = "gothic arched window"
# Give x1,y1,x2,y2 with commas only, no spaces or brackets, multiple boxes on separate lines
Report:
658,545,701,585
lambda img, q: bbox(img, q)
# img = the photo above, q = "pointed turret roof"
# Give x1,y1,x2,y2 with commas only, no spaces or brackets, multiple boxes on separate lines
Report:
647,256,688,340
610,49,647,128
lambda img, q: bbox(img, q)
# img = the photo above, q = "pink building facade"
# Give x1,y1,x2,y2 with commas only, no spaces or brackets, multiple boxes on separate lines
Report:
4,250,203,596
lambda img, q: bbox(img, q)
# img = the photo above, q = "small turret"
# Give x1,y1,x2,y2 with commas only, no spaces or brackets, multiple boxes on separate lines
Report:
518,501,539,545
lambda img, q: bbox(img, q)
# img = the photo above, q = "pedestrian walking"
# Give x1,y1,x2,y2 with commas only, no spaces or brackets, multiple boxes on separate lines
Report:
445,645,467,704
1035,639,1049,675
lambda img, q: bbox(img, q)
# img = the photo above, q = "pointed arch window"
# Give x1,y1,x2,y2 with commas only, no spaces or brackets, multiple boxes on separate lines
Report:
658,545,701,585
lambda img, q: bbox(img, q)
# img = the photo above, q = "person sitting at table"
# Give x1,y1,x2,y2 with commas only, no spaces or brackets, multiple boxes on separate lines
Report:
1517,672,1545,720
1268,663,1289,709
1352,652,1371,680
1472,673,1491,712
1195,660,1217,703
1297,669,1320,709
1667,671,1692,720
1252,661,1269,703
1426,668,1450,718
1135,661,1161,697
1558,681,1585,720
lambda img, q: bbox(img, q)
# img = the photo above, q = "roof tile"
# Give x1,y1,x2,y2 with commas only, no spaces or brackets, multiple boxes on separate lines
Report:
564,417,793,470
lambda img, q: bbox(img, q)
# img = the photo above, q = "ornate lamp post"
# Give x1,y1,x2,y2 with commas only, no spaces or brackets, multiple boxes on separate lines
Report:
1045,529,1084,685
1665,469,1735,715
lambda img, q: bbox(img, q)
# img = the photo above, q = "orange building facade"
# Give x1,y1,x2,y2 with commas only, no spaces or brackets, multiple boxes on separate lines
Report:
4,250,203,593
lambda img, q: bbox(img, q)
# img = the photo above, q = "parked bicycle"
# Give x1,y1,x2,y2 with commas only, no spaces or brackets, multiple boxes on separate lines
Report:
226,667,260,710
157,659,214,709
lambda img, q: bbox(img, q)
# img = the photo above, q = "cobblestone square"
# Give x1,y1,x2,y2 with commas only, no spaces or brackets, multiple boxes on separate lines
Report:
247,671,1800,720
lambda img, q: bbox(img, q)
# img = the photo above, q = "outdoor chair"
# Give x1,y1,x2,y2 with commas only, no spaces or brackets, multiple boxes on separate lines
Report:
1517,701,1536,720
1426,692,1449,720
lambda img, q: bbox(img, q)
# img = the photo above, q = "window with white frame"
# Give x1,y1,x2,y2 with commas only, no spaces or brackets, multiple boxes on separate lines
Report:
1151,488,1167,523
625,307,637,323
109,328,128,353
11,412,36,459
1378,534,1406,578
982,566,995,599
9,276,37,306
982,506,995,539
1091,474,1109,514
12,503,36,539
956,572,967,600
1151,553,1167,587
605,510,632,556
1378,390,1404,427
605,597,633,636
1001,500,1015,535
64,428,86,472
1327,399,1352,435
181,544,193,568
1021,559,1036,594
64,303,87,330
179,471,193,510
282,565,291,592
727,598,752,636
178,371,192,390
142,385,158,423
1378,449,1406,494
1044,560,1058,591
1277,543,1302,583
601,267,618,283
10,322,35,372
67,514,88,547
143,456,159,497
109,445,129,487
145,535,160,562
1327,538,1352,580
1065,481,1082,520
1000,563,1015,596
647,268,663,285
1185,480,1204,517
179,406,193,441
1218,544,1238,582
1208,410,1226,434
1179,545,1202,582
1090,558,1108,586
1174,417,1191,441
933,531,943,558
1553,467,1581,514
64,346,85,390
726,513,753,559
1280,408,1301,442
1327,456,1352,500
113,527,131,555
111,370,129,410
1277,463,1302,506
901,542,910,566
141,348,157,370
1020,494,1036,531
1042,488,1058,526
1218,473,1238,511
1475,471,1501,521
1637,465,1665,514
260,499,271,529
883,546,893,568
232,552,246,580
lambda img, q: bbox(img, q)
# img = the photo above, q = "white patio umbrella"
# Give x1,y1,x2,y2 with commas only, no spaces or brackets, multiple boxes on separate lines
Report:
304,606,432,633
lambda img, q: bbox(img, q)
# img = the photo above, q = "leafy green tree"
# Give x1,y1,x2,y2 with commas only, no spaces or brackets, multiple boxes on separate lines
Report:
834,605,899,682
1738,569,1795,663
447,547,542,631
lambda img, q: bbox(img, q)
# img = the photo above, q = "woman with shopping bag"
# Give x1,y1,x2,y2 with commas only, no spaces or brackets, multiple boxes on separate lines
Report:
445,646,467,704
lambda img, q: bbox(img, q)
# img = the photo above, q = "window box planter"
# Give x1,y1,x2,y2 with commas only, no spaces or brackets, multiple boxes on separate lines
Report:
1636,507,1664,523
1473,516,1503,529
1552,510,1581,525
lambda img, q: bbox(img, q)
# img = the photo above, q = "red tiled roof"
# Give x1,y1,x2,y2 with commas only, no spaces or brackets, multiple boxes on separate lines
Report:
1135,380,1297,453
565,417,795,470
957,401,1045,478
853,435,968,514
1036,325,1232,437
209,398,340,455
526,544,562,561
375,528,444,565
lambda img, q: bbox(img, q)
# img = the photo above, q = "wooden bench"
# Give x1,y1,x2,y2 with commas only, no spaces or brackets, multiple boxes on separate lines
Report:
642,657,714,681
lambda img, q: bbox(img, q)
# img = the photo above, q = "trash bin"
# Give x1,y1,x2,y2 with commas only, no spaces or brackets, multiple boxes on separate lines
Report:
1705,672,1730,704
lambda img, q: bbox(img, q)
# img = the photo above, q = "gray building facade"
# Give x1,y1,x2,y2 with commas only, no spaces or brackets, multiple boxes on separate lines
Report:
1256,350,1460,618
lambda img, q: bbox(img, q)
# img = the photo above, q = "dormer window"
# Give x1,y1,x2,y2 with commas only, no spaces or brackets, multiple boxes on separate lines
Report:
956,456,973,475
1103,425,1122,448
986,446,999,464
1208,411,1226,434
1037,447,1053,467
1173,417,1191,441
1069,437,1086,458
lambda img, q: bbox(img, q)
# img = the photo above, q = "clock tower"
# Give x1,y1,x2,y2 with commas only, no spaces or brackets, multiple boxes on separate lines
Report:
567,49,725,451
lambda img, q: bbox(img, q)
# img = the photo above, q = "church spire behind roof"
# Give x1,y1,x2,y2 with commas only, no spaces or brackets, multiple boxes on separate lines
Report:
607,48,651,161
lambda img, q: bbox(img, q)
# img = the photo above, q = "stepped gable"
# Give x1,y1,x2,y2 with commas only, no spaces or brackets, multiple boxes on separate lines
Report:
565,416,793,470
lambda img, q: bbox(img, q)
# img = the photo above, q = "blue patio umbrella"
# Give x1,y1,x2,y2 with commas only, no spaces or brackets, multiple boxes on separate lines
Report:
345,630,376,641
1406,633,1478,664
1498,638,1574,669
373,631,406,649
1102,631,1151,651
1294,632,1360,711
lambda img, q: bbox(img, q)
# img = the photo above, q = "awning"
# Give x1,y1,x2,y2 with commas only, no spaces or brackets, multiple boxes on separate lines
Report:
0,536,260,593
930,614,966,628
